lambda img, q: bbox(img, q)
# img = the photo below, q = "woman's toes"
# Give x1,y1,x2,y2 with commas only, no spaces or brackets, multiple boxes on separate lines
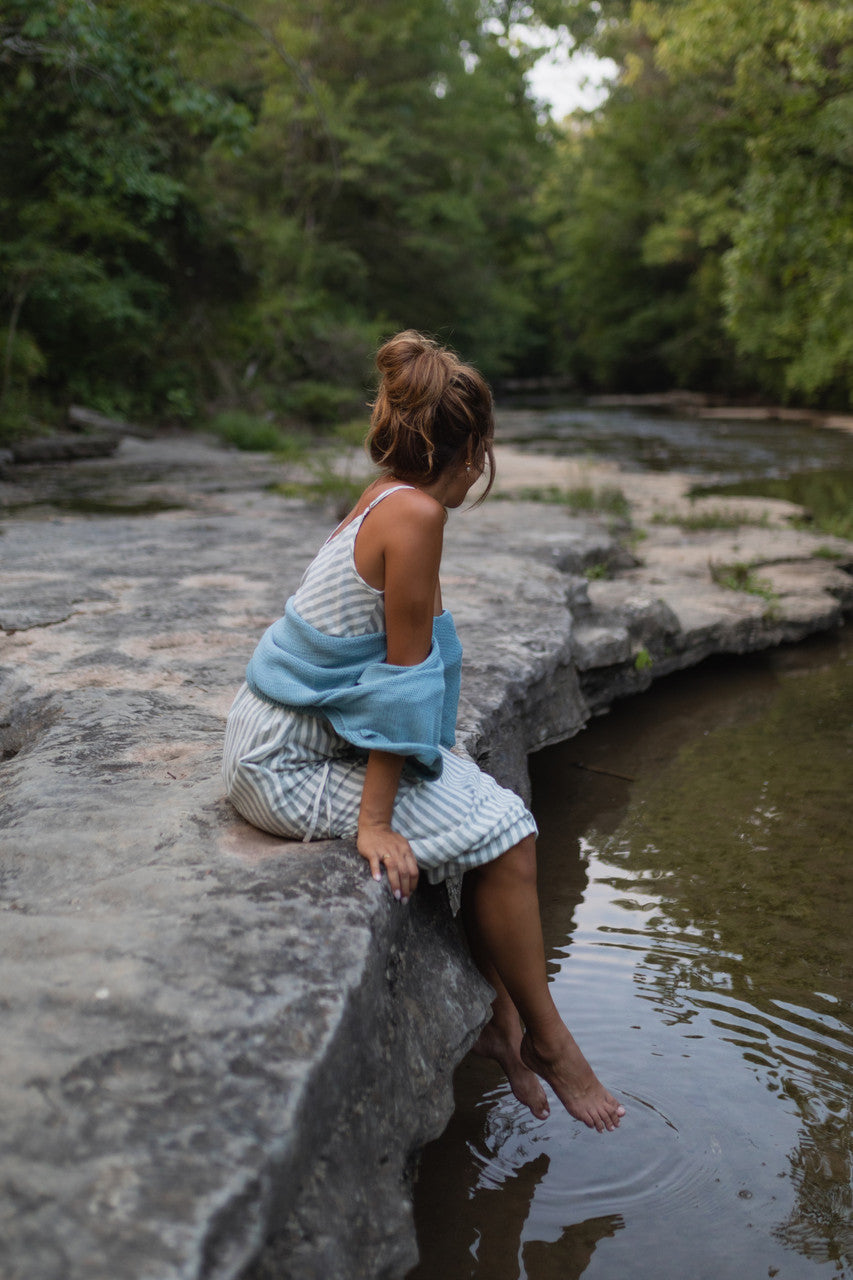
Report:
472,1023,550,1119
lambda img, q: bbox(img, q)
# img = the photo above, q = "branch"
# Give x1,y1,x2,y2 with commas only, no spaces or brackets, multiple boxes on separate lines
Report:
2,277,32,407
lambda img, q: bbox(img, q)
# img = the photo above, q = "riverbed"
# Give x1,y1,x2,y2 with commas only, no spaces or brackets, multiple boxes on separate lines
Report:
409,407,853,1280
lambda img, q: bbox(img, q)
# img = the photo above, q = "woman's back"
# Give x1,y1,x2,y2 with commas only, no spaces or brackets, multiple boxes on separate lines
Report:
292,516,385,637
292,484,415,638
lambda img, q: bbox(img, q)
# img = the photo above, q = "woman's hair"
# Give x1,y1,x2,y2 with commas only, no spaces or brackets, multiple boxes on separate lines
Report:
366,330,495,498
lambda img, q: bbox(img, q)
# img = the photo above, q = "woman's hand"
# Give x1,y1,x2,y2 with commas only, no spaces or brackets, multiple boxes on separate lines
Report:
358,821,419,902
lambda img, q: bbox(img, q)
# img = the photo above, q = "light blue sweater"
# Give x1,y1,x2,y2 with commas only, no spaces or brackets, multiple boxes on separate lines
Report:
245,599,463,779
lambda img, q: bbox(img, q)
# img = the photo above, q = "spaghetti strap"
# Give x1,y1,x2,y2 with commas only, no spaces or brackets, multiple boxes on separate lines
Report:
365,483,416,513
323,484,416,545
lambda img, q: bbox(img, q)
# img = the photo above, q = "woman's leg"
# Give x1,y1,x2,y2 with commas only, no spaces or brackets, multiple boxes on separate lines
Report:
463,835,625,1133
461,886,550,1119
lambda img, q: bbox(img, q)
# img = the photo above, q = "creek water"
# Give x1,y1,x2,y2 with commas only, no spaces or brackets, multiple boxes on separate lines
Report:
496,405,853,481
409,410,853,1280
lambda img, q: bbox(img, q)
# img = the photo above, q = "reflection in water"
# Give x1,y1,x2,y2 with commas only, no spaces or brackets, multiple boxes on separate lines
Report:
411,1077,625,1280
411,630,853,1280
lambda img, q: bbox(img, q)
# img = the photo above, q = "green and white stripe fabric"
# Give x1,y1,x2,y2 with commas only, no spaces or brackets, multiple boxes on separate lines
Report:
222,487,536,882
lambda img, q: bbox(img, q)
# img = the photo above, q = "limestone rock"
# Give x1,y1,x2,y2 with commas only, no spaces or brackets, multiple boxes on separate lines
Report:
1,434,851,1280
11,433,120,463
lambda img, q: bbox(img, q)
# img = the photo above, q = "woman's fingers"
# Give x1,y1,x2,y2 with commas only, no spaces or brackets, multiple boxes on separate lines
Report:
395,859,418,902
358,845,385,885
358,824,418,902
385,854,414,901
399,845,419,901
382,845,419,902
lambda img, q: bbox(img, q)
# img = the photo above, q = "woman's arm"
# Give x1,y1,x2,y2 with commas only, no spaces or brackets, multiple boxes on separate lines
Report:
357,751,416,899
356,492,445,900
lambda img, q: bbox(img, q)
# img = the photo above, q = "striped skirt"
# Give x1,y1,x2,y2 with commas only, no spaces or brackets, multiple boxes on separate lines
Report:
222,683,537,884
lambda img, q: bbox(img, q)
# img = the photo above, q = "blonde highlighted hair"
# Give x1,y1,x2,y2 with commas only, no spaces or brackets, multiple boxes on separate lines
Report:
366,330,495,497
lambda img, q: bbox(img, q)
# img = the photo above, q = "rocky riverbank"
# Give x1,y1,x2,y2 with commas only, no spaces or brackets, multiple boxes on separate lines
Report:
1,433,851,1280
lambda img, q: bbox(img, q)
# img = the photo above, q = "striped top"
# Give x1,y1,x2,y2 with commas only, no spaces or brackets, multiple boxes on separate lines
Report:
223,481,538,868
291,485,416,637
244,484,462,778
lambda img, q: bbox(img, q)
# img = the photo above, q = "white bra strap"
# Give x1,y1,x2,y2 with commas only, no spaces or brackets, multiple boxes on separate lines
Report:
365,483,416,513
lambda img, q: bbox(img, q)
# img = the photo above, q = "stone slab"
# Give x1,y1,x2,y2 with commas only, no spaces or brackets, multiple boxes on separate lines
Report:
1,433,851,1280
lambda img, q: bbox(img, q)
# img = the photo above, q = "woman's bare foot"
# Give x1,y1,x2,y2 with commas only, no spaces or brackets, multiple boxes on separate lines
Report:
473,1019,550,1120
520,1028,625,1132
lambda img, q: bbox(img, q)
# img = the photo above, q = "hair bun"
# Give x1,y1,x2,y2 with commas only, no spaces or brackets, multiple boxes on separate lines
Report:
367,329,495,498
375,330,455,412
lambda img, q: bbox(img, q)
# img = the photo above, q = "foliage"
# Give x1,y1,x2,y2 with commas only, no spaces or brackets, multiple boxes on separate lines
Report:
0,0,250,421
650,508,771,531
2,0,850,425
190,0,552,399
1,0,551,427
645,0,853,403
699,469,853,540
269,433,371,516
538,91,743,391
279,382,363,427
814,546,845,561
709,560,778,602
270,474,366,518
333,417,372,448
541,0,853,404
633,646,653,671
207,409,309,458
501,483,630,516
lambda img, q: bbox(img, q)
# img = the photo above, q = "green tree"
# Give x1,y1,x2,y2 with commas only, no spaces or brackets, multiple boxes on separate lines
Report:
199,0,550,402
538,85,743,391
541,0,853,404
0,0,248,426
639,0,853,402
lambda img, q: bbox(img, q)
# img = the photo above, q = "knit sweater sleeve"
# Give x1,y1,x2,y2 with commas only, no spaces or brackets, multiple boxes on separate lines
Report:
245,600,457,778
433,609,462,747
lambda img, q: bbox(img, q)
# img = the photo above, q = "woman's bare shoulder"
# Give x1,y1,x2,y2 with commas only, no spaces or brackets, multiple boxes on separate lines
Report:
376,485,443,518
353,484,444,589
372,487,445,543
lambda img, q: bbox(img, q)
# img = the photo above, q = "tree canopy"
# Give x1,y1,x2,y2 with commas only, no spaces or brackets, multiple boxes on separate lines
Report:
542,0,853,403
1,0,850,434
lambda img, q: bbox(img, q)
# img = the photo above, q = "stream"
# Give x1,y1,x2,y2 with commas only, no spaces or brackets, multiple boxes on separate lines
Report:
408,409,853,1280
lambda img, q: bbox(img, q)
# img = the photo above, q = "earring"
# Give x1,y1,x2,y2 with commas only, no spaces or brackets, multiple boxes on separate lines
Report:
466,464,471,474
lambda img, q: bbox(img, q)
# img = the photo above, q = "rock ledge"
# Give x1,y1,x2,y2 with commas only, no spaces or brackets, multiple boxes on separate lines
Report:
1,436,851,1280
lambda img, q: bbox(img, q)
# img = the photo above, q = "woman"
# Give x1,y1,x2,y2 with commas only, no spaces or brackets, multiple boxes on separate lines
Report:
223,331,625,1132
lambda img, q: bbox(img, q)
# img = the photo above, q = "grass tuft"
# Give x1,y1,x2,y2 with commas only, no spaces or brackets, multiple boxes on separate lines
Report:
270,475,365,516
332,417,371,448
501,484,630,518
634,647,653,672
208,410,309,461
814,545,845,560
652,508,770,531
709,560,778,604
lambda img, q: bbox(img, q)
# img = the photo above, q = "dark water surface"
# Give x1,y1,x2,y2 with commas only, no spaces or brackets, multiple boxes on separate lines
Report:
410,629,853,1280
497,406,853,482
